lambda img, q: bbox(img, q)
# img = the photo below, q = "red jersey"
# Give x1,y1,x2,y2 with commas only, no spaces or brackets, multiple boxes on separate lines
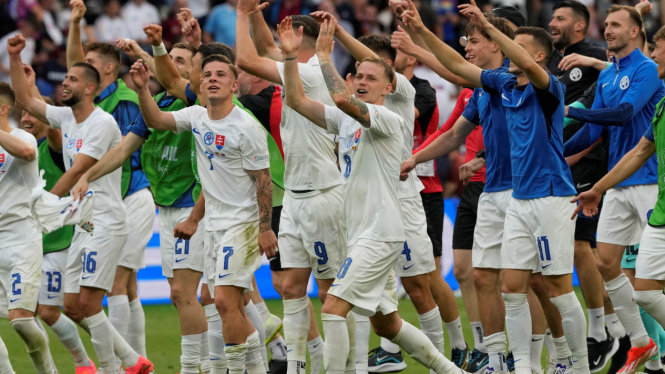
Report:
411,75,443,193
415,88,486,183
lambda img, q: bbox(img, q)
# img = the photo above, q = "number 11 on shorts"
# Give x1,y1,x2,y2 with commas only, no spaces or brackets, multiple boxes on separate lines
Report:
537,236,552,268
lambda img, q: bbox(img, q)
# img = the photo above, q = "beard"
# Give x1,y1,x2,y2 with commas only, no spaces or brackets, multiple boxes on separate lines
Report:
553,29,573,50
607,38,629,52
63,93,82,107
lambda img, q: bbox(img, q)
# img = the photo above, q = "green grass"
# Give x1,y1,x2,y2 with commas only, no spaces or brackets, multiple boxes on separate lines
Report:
1,289,615,373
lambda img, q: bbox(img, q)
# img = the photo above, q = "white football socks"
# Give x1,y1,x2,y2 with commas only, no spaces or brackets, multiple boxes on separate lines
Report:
268,338,288,361
50,314,90,367
392,320,459,374
0,335,14,374
587,307,607,342
225,343,248,374
345,312,356,374
128,298,147,357
200,331,210,374
503,293,531,374
544,329,555,359
245,301,268,372
182,334,203,374
634,290,665,332
284,296,310,373
204,304,227,374
552,336,572,366
420,307,445,356
108,295,130,371
355,313,371,374
33,317,57,373
86,312,115,373
444,317,467,350
380,338,401,354
485,332,508,373
605,313,627,339
470,321,486,353
605,274,649,347
10,317,53,374
551,292,589,374
530,334,545,373
245,331,266,374
322,313,349,374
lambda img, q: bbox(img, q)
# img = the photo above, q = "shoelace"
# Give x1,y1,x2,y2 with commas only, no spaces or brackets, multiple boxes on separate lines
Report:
368,347,382,358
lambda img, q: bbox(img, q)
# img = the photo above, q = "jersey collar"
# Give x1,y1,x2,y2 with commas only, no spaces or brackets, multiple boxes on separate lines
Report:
94,80,119,104
611,48,642,72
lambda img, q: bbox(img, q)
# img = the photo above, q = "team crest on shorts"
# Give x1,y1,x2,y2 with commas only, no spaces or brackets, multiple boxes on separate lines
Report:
215,135,225,150
352,129,361,150
204,132,214,145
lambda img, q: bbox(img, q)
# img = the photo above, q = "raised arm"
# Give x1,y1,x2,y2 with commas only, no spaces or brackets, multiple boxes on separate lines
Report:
402,0,482,87
571,134,655,218
236,3,282,84
391,26,477,87
71,132,145,200
460,0,550,89
146,25,192,104
66,0,87,69
116,38,156,76
279,18,326,128
558,53,609,72
9,35,47,123
310,11,379,64
177,9,203,49
0,129,35,161
317,20,371,127
131,60,177,131
237,0,282,60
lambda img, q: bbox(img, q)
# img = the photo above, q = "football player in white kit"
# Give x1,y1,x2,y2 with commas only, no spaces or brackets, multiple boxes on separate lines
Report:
9,34,153,374
131,54,278,374
0,78,54,374
278,17,466,374
236,2,346,373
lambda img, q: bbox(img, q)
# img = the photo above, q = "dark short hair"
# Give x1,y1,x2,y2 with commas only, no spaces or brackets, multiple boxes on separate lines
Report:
514,27,555,64
553,1,591,32
359,57,395,84
358,35,396,63
607,5,643,32
291,15,320,41
0,82,15,112
198,42,236,63
72,62,101,87
466,14,515,43
83,41,122,69
201,54,239,79
172,42,198,59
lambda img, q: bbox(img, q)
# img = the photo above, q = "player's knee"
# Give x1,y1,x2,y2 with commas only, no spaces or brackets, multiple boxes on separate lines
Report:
473,269,496,292
595,255,616,278
372,322,398,339
39,306,60,326
214,294,234,317
170,283,194,308
633,290,662,308
281,279,305,300
453,261,473,283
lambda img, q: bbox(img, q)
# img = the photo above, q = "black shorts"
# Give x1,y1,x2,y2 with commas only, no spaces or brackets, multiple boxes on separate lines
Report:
269,205,284,271
571,158,605,247
452,181,484,250
420,192,444,258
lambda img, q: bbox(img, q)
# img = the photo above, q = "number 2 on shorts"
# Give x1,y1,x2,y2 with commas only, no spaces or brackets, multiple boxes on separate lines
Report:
223,246,234,270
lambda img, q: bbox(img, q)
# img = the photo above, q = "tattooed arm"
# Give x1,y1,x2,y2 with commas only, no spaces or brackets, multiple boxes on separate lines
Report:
316,20,371,127
247,168,278,258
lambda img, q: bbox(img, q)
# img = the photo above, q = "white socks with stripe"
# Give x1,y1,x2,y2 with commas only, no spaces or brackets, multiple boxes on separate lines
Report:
355,313,371,374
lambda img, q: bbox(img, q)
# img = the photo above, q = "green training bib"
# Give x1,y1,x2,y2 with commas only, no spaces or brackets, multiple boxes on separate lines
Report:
649,97,665,227
38,141,74,254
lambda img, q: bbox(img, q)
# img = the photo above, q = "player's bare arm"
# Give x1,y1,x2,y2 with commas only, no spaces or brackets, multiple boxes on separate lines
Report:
236,3,282,84
402,0,482,87
50,153,97,197
460,0,550,89
279,17,327,128
317,20,371,127
558,53,608,73
459,156,485,185
571,136,656,219
177,8,203,49
147,25,191,104
0,130,35,161
237,0,281,60
132,60,177,132
66,0,87,69
401,114,476,180
247,168,278,258
72,132,145,201
391,26,475,87
311,11,380,64
8,35,47,123
116,38,157,76
174,192,205,240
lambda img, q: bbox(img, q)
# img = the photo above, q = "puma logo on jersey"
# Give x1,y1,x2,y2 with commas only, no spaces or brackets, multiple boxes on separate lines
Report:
162,145,178,161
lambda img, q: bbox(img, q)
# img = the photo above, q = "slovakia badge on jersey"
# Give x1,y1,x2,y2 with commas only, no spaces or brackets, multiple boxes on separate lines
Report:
76,139,83,152
352,129,361,150
215,135,225,150
0,153,4,168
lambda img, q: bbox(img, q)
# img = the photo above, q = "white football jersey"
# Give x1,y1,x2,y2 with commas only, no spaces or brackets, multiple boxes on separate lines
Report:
0,128,39,247
276,55,342,191
173,105,270,231
325,104,405,246
45,106,128,234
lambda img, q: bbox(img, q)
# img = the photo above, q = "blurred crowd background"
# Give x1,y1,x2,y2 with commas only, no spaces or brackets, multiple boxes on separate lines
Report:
0,0,658,195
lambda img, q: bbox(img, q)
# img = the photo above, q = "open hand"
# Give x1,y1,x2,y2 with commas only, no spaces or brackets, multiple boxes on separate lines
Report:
389,0,409,16
458,0,490,29
277,17,303,56
391,26,418,56
237,0,269,16
315,19,336,57
570,188,602,219
130,60,150,89
400,0,425,32
69,0,87,24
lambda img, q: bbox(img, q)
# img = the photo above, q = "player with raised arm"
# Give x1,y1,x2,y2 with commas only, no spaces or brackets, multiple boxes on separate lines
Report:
408,1,590,373
131,51,278,374
67,3,154,362
571,28,665,373
563,6,665,374
0,63,54,374
278,16,467,374
236,2,346,373
9,33,153,374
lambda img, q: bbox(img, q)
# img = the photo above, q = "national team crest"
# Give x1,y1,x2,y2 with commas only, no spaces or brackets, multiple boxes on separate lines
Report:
215,135,225,150
66,139,76,149
76,139,82,152
0,153,4,168
204,132,214,145
352,129,361,150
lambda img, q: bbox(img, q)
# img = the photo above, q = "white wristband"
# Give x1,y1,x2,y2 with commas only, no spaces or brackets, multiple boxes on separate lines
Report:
152,42,167,57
